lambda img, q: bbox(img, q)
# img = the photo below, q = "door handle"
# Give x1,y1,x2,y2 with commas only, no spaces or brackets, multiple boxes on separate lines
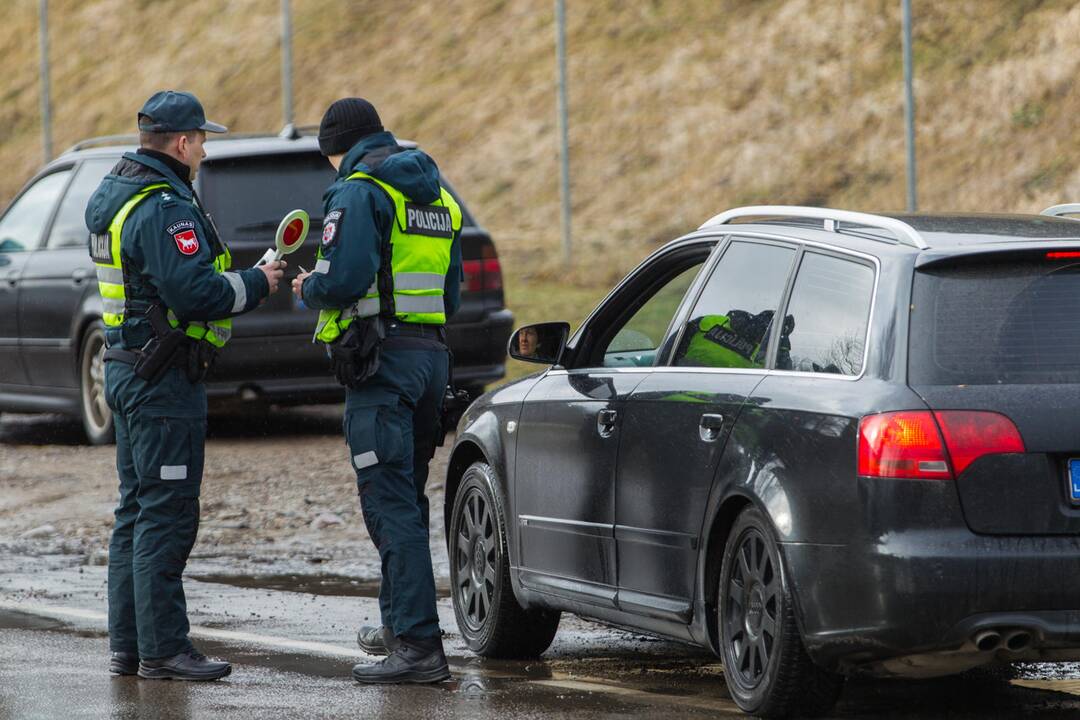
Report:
71,268,89,285
4,271,16,288
597,408,618,437
699,413,724,442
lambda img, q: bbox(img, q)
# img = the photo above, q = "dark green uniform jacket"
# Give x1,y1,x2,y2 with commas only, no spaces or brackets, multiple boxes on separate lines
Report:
301,132,463,318
84,151,268,350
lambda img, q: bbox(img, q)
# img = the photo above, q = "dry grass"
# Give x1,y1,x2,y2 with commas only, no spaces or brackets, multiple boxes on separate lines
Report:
2,0,1080,294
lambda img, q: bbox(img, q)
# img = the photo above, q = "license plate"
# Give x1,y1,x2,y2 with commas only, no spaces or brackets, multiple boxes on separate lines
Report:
1069,459,1080,504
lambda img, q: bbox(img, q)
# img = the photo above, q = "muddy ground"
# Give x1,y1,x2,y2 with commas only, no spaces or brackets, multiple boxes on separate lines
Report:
0,407,446,582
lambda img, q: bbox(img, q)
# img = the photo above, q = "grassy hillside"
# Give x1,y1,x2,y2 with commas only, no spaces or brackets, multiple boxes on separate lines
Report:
2,0,1079,317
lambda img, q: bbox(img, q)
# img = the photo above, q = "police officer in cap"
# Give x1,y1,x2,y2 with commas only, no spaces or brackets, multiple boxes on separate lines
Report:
292,98,462,684
86,90,285,680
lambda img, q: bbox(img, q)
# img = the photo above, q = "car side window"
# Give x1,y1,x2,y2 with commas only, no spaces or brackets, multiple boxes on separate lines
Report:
783,252,875,375
601,262,704,368
47,159,115,250
672,240,796,369
0,170,72,253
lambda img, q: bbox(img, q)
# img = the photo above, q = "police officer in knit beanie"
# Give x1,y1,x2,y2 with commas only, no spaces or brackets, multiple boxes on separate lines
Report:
297,96,463,685
318,98,384,156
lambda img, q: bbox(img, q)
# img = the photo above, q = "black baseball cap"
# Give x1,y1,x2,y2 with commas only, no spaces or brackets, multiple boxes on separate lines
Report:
137,91,227,134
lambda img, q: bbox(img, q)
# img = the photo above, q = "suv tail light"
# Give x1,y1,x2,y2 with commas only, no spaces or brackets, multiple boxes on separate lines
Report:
858,411,1025,480
462,243,503,294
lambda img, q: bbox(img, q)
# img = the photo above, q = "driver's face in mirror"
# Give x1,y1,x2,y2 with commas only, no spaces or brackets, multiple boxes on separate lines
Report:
518,327,540,357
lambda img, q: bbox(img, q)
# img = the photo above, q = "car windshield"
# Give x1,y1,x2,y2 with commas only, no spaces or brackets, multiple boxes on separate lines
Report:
198,152,335,245
910,255,1080,385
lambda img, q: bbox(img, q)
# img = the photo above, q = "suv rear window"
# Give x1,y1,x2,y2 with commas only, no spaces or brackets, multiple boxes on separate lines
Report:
199,153,335,244
910,257,1080,385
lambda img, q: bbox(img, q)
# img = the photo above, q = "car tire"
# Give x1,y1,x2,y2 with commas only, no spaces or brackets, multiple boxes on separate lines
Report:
79,321,114,446
719,506,843,718
449,461,560,658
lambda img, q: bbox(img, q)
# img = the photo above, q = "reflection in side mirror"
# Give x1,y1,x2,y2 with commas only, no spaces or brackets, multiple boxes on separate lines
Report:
508,322,571,365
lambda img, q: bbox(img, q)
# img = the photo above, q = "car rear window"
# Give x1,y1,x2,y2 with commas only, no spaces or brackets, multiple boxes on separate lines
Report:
782,252,875,375
910,256,1080,385
199,151,477,246
199,153,335,245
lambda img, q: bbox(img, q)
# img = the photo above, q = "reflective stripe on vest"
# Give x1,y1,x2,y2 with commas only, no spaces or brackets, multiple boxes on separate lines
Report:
91,183,169,326
91,184,234,348
313,171,462,344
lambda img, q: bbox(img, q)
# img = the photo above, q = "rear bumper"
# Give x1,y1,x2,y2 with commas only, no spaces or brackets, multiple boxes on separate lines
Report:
785,531,1080,675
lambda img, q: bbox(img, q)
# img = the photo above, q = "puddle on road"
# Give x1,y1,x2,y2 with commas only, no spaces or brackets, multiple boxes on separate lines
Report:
190,572,451,599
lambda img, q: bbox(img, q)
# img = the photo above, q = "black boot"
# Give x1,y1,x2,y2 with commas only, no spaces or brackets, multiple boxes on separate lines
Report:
356,625,401,656
351,637,450,684
138,649,232,681
109,651,139,676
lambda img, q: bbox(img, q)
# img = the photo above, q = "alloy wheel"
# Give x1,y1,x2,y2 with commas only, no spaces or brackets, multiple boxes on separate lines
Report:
723,526,781,689
80,327,111,438
454,487,498,632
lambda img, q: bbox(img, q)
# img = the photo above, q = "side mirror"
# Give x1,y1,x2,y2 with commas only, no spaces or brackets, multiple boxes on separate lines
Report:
508,322,570,365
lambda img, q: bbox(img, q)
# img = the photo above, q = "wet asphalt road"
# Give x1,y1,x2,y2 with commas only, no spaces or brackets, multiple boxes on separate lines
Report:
4,413,1080,718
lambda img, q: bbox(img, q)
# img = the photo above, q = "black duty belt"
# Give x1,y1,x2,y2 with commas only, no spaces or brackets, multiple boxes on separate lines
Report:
385,322,446,342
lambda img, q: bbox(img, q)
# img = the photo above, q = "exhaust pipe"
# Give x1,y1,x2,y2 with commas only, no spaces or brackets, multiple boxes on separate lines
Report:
973,630,1002,652
1004,630,1032,652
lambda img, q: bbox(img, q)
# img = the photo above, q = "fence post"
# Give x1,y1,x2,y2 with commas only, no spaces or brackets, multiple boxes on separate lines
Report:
39,0,52,161
281,0,294,128
555,0,572,265
902,0,918,211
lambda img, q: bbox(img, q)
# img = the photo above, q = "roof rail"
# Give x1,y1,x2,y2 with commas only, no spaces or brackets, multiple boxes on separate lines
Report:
63,134,139,153
1041,204,1080,219
700,205,928,250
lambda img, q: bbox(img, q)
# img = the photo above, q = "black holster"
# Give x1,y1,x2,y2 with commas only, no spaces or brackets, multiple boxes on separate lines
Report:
133,306,189,384
329,315,386,389
132,305,217,384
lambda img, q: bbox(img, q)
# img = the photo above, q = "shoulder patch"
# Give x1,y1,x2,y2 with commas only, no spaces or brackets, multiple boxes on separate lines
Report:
159,192,177,208
167,219,200,256
322,208,345,248
167,220,195,235
404,203,453,239
89,233,113,264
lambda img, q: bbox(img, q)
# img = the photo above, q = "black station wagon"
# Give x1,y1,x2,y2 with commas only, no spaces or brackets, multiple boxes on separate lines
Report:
0,127,511,444
442,205,1080,717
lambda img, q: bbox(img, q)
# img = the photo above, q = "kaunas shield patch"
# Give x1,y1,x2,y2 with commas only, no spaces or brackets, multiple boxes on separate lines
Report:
167,220,199,256
322,209,344,249
405,203,453,239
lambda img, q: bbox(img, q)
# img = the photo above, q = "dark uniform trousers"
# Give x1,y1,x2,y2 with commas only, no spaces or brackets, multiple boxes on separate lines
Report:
105,361,206,659
345,341,449,641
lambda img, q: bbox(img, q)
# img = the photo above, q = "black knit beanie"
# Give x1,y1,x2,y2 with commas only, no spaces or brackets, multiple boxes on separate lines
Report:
318,98,383,156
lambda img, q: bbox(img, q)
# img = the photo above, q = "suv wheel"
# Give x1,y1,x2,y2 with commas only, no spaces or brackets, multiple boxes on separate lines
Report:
719,506,843,718
449,461,560,658
79,322,114,446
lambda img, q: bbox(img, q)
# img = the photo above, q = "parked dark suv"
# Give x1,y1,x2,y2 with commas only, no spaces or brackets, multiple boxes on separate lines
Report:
0,127,512,443
443,205,1080,717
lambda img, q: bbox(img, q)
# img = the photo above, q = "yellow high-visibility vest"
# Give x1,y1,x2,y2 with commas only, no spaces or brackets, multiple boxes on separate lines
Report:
90,184,232,348
314,171,461,344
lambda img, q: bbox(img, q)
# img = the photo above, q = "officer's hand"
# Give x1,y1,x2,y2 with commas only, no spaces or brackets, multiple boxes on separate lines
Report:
292,271,311,300
259,260,286,295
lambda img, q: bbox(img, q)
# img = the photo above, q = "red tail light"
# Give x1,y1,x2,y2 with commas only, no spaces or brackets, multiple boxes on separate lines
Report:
858,412,951,479
462,245,503,294
1046,251,1080,259
933,411,1025,475
858,410,1025,479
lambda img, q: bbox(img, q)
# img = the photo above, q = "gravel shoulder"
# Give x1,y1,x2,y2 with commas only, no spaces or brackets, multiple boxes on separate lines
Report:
0,407,451,581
